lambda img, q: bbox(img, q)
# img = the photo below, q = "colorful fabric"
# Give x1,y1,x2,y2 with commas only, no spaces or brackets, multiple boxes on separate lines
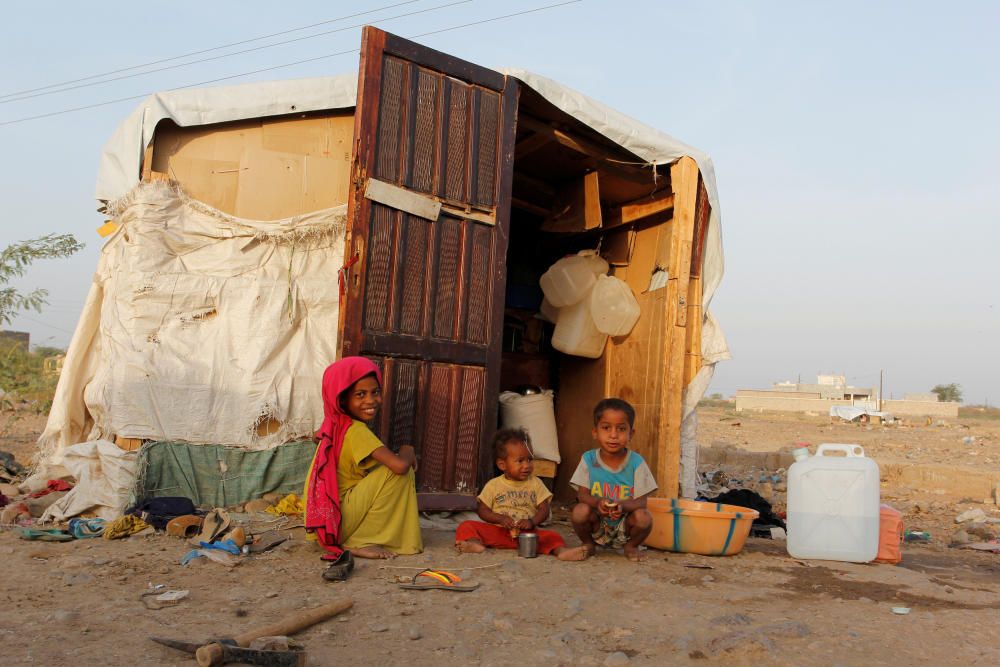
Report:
68,518,107,538
304,357,383,560
591,514,629,548
335,423,384,493
569,449,657,501
265,493,305,517
339,462,422,554
476,475,552,522
103,514,150,540
455,521,565,554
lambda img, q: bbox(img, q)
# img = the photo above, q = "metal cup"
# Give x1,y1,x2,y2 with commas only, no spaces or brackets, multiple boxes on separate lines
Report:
517,532,538,558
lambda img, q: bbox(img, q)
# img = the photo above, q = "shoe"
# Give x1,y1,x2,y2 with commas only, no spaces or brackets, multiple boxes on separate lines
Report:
322,550,354,582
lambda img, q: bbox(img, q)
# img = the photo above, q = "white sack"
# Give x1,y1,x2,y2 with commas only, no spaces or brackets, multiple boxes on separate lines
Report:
38,181,346,462
499,391,561,463
41,440,137,522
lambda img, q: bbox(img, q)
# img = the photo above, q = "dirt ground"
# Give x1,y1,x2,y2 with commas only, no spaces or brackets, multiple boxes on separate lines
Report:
1,407,999,666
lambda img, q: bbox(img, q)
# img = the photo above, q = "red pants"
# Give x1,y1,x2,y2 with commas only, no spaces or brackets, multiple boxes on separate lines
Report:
455,520,566,554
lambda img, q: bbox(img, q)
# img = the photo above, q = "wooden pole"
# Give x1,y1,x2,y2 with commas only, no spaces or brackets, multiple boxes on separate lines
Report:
652,156,698,498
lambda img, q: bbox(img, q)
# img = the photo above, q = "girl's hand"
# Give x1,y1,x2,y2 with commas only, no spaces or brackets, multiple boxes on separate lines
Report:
398,445,418,471
515,519,534,532
499,515,516,531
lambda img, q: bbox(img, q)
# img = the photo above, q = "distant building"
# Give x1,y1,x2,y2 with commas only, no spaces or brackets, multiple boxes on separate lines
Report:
735,375,958,419
0,330,30,350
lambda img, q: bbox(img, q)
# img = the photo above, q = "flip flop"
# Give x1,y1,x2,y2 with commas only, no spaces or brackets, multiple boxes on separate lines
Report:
249,530,289,554
398,569,479,592
18,528,74,542
188,508,230,546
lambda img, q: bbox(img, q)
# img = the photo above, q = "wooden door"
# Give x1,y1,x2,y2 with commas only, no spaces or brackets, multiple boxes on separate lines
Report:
341,27,517,509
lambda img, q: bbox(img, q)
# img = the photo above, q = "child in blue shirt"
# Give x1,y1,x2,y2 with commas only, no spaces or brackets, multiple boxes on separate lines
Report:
570,398,656,561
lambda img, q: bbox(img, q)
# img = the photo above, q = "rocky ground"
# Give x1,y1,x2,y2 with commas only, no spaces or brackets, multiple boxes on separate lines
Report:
0,407,998,666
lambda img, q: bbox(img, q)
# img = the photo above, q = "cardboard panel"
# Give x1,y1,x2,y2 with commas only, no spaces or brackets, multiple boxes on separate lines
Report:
150,113,354,220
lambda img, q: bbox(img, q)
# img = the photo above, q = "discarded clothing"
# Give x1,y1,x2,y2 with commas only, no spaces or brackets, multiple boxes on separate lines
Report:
129,496,198,530
705,489,787,530
180,548,240,567
28,479,73,499
103,514,150,539
68,517,107,538
18,528,74,542
0,450,24,476
265,493,305,517
198,538,241,555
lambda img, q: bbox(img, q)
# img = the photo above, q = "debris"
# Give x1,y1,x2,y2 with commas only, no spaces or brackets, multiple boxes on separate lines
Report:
955,508,987,524
891,607,911,615
248,636,292,651
244,499,272,513
142,589,190,610
604,652,630,665
958,541,1000,554
904,530,931,543
407,626,423,640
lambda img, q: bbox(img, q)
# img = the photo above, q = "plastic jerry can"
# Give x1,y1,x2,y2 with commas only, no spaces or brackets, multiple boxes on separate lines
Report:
875,504,904,564
589,275,641,336
786,444,880,563
539,250,609,308
551,297,608,358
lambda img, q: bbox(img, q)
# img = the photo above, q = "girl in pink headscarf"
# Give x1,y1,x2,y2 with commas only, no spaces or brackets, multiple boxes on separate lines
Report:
305,357,422,579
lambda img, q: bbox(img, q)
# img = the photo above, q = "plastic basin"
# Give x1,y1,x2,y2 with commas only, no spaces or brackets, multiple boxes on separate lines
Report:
644,498,759,556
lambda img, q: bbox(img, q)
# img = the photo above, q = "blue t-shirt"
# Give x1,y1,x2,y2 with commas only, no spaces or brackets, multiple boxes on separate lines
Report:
570,449,658,502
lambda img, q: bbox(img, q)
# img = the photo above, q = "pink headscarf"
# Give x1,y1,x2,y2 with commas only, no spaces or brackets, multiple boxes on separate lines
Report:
305,357,383,559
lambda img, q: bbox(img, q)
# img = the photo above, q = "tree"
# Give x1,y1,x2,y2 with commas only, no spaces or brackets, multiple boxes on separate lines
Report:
930,383,962,403
0,234,84,326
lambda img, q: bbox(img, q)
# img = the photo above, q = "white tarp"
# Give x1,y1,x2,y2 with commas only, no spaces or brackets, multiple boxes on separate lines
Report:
38,181,345,461
40,440,137,522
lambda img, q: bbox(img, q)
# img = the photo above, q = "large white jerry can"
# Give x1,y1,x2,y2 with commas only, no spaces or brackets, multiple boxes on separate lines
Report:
787,444,880,562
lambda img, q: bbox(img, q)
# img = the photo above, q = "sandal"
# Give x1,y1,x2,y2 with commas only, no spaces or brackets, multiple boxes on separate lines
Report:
188,508,231,546
322,550,354,582
398,569,479,592
248,529,289,554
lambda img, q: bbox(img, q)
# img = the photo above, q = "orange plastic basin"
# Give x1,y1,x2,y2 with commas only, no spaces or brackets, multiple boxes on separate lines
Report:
644,498,759,556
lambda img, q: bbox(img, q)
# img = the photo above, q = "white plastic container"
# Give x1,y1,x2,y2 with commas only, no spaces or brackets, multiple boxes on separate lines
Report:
590,275,640,336
539,250,609,308
786,443,880,563
538,297,560,324
551,297,607,358
499,390,560,463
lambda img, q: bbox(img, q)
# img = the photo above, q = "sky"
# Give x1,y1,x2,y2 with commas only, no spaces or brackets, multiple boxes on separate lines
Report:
0,0,997,404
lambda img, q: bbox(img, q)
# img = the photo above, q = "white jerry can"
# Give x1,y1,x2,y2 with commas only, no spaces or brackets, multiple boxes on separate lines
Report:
786,444,880,563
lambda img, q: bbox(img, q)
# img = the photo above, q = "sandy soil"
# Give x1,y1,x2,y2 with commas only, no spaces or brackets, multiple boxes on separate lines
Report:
1,407,999,666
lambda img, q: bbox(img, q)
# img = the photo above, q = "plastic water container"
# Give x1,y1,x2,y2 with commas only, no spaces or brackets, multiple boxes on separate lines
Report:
538,297,560,324
590,275,640,336
786,444,880,563
551,297,607,358
539,250,609,308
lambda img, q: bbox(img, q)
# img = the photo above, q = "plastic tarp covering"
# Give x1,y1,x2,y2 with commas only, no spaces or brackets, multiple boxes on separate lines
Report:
829,406,890,422
134,440,316,508
41,440,137,522
38,181,345,462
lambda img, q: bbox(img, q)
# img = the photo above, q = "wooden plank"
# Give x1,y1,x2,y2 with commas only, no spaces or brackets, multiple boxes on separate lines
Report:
518,115,656,184
511,197,549,217
532,459,557,479
418,493,478,511
652,156,699,498
683,275,703,387
439,204,496,226
553,354,608,500
542,171,601,232
601,228,636,266
604,191,674,229
365,177,442,221
515,130,552,158
115,436,144,452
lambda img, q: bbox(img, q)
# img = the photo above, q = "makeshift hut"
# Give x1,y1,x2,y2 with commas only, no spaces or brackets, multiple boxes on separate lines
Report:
37,27,728,514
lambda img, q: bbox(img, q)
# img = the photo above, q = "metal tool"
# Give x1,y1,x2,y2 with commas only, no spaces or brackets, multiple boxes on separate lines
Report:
150,597,353,666
149,637,305,667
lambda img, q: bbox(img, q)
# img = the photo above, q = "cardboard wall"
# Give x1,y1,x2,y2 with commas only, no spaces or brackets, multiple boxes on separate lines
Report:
150,112,355,220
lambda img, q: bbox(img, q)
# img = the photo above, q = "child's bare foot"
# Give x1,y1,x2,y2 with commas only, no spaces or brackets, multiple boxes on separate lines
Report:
353,545,396,559
455,539,486,554
582,542,597,557
624,544,646,562
555,545,590,561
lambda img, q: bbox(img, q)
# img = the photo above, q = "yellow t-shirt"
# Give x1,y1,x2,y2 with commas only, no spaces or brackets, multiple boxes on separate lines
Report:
476,475,553,521
336,421,384,494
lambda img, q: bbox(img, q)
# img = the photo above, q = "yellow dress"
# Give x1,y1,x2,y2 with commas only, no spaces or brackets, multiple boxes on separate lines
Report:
304,421,422,555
